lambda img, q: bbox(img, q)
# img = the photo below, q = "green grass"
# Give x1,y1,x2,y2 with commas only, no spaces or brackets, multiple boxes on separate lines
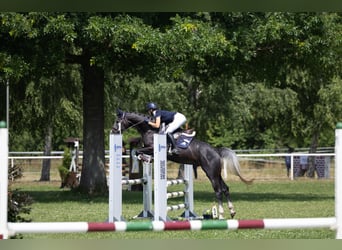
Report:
9,179,335,239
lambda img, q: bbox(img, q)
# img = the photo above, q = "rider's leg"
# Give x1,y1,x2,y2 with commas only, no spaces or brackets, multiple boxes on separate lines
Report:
167,133,176,147
165,113,186,134
167,133,179,154
165,113,186,155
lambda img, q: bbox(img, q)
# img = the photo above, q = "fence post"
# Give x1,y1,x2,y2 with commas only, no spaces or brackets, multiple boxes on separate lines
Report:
108,133,123,222
0,122,9,239
335,122,342,239
153,133,167,221
134,161,154,219
142,161,153,217
182,164,197,218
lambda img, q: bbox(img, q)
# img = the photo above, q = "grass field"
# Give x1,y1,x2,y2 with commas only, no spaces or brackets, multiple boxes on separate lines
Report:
9,177,336,239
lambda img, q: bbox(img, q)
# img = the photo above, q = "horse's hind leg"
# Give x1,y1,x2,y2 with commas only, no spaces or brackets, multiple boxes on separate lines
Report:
206,176,225,219
215,189,225,220
212,180,235,219
220,179,236,218
202,155,236,219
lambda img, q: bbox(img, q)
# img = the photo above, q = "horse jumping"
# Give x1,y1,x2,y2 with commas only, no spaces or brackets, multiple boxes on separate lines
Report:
111,110,253,219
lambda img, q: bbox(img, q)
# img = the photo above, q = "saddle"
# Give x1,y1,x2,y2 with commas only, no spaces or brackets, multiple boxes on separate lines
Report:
181,129,196,137
135,128,196,162
174,129,196,149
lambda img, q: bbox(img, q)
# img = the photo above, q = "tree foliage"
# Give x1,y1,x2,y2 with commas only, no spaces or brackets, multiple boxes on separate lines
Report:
1,12,341,192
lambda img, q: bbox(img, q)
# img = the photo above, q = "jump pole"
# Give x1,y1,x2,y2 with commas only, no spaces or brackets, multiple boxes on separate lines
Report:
6,217,337,234
0,121,9,239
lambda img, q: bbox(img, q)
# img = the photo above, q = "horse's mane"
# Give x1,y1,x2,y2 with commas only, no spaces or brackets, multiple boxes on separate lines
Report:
125,111,149,118
124,111,151,120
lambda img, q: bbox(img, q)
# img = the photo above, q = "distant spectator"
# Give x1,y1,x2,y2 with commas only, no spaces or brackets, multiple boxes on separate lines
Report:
285,147,294,177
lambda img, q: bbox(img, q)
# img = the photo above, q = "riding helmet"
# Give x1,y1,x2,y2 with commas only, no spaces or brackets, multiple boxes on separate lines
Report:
146,102,158,110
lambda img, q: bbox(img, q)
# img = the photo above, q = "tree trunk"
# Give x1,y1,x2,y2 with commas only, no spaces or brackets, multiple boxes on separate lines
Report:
78,60,107,194
40,124,53,181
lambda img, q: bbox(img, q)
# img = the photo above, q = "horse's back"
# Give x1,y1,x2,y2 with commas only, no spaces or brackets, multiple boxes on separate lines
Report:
172,138,220,166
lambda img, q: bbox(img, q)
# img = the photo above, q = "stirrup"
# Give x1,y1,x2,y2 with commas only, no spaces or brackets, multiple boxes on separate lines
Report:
171,148,179,155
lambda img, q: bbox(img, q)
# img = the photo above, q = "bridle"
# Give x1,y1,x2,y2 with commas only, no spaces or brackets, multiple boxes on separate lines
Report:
116,112,145,133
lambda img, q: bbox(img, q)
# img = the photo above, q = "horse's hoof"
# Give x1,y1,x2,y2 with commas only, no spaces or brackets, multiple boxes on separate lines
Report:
230,211,236,218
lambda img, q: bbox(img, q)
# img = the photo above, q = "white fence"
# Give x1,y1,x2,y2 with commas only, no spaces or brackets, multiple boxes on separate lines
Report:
7,152,335,182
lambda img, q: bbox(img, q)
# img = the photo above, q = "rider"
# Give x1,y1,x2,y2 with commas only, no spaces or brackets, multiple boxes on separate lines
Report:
145,102,186,154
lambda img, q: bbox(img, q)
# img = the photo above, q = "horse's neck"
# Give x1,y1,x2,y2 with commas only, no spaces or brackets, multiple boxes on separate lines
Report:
141,130,154,147
126,113,157,146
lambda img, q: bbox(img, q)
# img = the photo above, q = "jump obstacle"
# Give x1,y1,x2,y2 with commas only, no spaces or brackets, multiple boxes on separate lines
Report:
152,134,196,221
108,133,196,222
0,122,341,239
108,133,153,222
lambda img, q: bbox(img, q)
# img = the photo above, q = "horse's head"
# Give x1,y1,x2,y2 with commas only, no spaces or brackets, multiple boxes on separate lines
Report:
111,109,155,134
111,109,127,134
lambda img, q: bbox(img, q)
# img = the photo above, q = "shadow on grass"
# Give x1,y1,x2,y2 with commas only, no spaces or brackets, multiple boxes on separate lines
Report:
193,190,334,203
18,187,333,205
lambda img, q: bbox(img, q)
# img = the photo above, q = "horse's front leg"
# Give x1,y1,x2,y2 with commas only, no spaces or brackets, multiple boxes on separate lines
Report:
135,146,154,163
136,146,153,156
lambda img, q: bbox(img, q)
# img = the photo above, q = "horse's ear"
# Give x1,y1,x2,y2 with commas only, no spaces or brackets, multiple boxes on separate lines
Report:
117,108,123,118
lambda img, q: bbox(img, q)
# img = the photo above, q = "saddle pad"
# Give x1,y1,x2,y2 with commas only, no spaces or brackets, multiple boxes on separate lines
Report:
176,134,194,149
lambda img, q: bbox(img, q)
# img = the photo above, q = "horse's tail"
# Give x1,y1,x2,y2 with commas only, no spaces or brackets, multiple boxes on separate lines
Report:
217,147,254,185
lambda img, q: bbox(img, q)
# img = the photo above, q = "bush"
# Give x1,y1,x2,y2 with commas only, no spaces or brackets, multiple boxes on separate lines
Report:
8,189,33,223
58,146,79,188
7,188,33,239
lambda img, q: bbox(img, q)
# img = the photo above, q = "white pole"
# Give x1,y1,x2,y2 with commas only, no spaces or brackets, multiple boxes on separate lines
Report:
134,161,154,219
142,161,153,217
108,134,123,222
290,154,294,180
6,81,9,130
0,122,9,239
335,122,342,239
153,134,167,221
184,164,195,218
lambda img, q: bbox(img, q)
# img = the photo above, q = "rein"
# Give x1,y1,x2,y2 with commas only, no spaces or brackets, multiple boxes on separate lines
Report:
119,113,146,131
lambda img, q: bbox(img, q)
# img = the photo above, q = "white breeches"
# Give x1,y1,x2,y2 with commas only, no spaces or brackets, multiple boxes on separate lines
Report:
165,113,186,134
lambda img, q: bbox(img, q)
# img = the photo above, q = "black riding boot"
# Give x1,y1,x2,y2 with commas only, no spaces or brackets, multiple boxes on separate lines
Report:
167,133,179,155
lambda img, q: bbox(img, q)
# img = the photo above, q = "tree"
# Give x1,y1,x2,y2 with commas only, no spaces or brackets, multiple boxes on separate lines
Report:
210,13,342,151
0,13,83,181
2,12,341,188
